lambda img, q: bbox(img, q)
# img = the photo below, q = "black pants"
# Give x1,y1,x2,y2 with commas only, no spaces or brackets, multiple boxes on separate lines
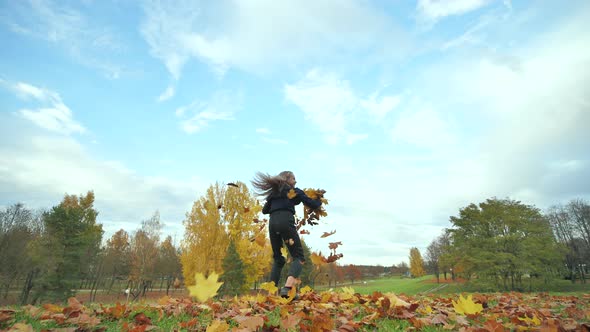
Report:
268,210,304,287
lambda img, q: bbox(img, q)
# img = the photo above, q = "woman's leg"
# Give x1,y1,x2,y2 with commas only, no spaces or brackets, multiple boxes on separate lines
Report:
284,223,304,287
268,216,286,287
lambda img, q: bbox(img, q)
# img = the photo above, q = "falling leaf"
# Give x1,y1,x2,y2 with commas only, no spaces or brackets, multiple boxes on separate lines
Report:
310,252,327,266
188,272,224,302
321,230,336,238
227,182,239,188
281,247,288,258
326,253,344,263
300,229,310,235
254,233,266,247
452,294,483,315
287,189,296,199
329,241,342,250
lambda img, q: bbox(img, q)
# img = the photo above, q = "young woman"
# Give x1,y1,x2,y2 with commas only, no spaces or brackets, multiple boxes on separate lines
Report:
251,171,322,298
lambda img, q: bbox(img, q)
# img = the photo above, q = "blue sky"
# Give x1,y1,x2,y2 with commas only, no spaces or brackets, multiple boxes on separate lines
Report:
1,0,589,266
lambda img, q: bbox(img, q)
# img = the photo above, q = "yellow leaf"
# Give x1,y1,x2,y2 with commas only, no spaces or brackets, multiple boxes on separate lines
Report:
254,233,266,247
255,293,267,303
452,294,483,315
287,189,296,199
310,252,327,267
300,285,313,295
8,323,34,332
277,286,297,304
281,247,288,258
206,319,229,332
518,315,541,326
385,293,410,307
260,281,278,295
187,272,223,302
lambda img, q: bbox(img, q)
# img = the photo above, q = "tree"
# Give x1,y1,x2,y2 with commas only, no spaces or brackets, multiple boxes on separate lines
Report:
181,182,271,287
219,240,247,297
223,182,271,288
426,235,443,283
103,229,131,294
181,184,230,286
129,211,161,299
547,201,590,283
31,191,103,303
0,204,43,300
409,247,426,278
345,264,362,284
155,235,182,295
397,262,409,276
449,198,563,290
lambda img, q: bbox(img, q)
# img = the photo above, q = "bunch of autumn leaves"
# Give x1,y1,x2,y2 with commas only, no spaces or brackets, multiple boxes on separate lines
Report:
188,187,342,302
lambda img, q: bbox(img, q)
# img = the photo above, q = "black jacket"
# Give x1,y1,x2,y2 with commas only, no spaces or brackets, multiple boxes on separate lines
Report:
262,187,321,215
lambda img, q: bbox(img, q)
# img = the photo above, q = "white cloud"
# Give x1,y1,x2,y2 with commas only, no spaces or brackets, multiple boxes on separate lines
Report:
140,0,397,77
262,137,288,145
391,106,455,149
407,4,590,204
176,91,239,134
417,0,493,21
256,128,271,134
157,85,175,102
285,69,399,144
360,93,400,121
2,0,124,78
2,81,86,135
0,128,201,240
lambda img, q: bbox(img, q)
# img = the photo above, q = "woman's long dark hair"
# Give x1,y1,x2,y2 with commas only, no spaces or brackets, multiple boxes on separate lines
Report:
251,171,293,198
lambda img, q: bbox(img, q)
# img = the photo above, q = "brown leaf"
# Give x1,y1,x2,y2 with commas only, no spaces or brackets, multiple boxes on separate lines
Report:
483,319,505,332
0,309,15,324
234,315,264,330
281,312,303,330
133,312,152,325
329,241,342,250
321,230,336,238
7,323,34,332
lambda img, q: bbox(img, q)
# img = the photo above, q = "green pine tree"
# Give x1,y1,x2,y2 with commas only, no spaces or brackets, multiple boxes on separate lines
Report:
219,240,247,297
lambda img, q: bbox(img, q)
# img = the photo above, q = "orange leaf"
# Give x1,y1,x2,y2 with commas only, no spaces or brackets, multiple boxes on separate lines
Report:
287,189,297,199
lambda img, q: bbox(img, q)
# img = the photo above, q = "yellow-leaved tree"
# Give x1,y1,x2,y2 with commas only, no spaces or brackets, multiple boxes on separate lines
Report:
223,182,271,288
409,247,426,277
181,184,229,286
181,182,271,288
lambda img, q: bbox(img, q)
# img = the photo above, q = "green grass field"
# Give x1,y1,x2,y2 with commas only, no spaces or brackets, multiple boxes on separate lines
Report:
321,275,590,296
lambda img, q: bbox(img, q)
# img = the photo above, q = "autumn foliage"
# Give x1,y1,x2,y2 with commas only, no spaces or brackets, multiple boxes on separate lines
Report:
2,290,589,331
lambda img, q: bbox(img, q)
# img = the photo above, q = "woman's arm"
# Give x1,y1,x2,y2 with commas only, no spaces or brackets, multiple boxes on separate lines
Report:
293,188,322,209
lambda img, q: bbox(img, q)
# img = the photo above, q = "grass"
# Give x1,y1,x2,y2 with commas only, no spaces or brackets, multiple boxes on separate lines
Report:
325,275,464,295
317,275,590,296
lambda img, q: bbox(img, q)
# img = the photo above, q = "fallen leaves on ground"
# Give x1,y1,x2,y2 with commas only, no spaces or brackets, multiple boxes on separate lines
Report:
1,290,590,331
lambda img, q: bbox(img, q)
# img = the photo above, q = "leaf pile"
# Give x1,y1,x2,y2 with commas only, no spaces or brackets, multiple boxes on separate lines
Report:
2,291,589,331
